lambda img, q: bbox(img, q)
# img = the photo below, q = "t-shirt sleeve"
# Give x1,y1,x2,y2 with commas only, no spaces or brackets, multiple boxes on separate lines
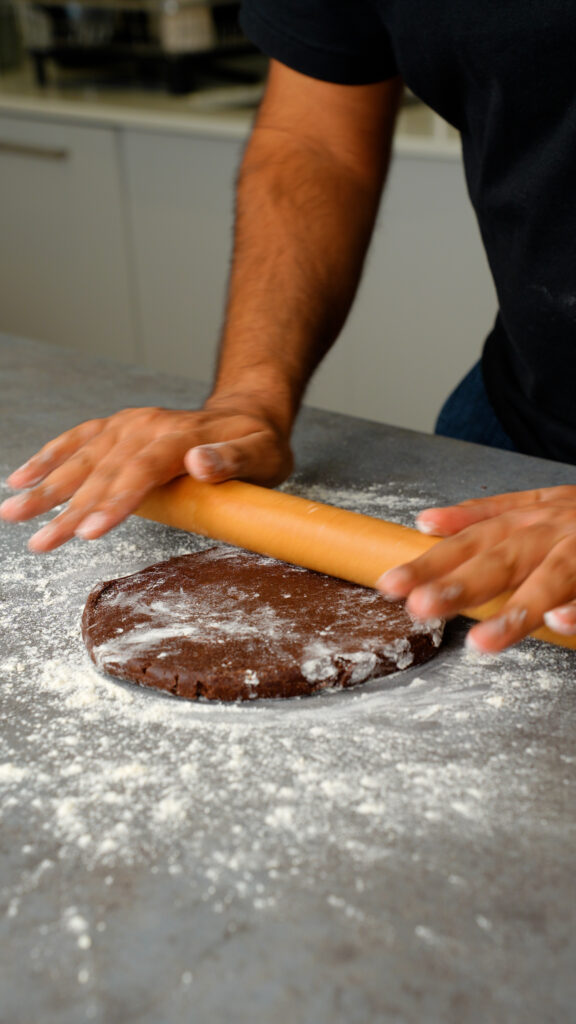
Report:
239,0,398,85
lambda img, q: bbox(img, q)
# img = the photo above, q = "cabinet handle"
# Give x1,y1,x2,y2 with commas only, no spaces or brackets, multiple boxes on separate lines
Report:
0,140,69,161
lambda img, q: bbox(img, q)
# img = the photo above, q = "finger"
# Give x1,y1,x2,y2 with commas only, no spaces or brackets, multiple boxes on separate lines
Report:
0,485,59,522
2,434,116,524
68,432,202,543
6,420,105,489
185,432,293,487
467,533,576,652
29,490,134,551
377,514,528,600
403,525,562,621
29,489,130,548
1,449,105,518
416,485,576,537
30,488,133,551
465,606,530,654
28,430,195,551
28,508,84,553
71,428,276,542
381,501,576,604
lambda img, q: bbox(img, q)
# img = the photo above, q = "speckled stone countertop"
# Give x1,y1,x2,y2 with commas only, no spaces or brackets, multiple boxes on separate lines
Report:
1,333,575,1024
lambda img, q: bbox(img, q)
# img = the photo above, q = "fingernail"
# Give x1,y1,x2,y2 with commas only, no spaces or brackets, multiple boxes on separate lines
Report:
416,515,446,536
377,566,411,597
0,493,29,516
465,624,506,654
466,608,527,652
409,585,439,617
191,445,226,480
9,471,44,488
37,445,57,464
422,583,464,606
75,512,110,540
409,583,464,620
544,608,576,636
28,521,60,550
407,604,445,629
7,459,32,478
465,632,486,654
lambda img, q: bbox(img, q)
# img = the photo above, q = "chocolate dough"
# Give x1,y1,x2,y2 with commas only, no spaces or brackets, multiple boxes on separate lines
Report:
82,548,443,702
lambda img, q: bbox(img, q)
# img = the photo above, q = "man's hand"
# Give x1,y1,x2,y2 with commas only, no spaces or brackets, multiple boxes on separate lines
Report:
378,486,576,651
0,403,293,552
1,65,402,558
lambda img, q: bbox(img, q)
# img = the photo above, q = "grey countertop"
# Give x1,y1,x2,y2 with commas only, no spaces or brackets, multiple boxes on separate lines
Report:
1,334,575,1024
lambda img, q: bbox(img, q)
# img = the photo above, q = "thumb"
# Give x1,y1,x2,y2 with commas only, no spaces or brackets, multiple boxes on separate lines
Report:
185,441,235,482
184,433,292,488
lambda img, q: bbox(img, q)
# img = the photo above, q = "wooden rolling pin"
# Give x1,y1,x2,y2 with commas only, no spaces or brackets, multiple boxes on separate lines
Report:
135,477,576,650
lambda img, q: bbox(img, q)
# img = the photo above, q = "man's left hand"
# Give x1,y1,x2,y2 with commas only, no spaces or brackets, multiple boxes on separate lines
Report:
378,485,576,651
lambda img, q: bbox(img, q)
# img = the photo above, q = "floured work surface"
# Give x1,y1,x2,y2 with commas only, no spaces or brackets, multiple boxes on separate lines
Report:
3,338,576,1024
82,548,444,701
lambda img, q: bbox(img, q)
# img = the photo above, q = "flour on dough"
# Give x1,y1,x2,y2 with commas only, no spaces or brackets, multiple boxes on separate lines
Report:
82,548,444,702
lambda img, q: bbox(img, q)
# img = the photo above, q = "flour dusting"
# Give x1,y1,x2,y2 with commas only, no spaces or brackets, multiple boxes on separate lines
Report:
82,547,440,700
1,473,574,978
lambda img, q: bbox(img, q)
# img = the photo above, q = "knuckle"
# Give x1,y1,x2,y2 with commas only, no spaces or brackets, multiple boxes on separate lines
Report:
82,417,104,432
102,489,138,511
92,467,117,486
115,407,139,419
130,446,154,465
70,449,94,472
114,406,169,431
506,508,543,528
549,485,576,504
546,536,576,573
128,449,166,476
441,530,479,561
145,406,169,427
70,419,104,445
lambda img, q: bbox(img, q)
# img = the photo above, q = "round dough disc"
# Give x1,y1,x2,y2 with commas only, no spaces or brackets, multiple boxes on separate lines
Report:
82,548,443,702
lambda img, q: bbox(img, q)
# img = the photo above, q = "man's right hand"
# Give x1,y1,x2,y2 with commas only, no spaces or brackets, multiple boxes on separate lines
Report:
0,402,293,552
2,62,402,556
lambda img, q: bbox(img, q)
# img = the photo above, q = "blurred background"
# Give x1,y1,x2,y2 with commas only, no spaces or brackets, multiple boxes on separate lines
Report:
0,0,496,432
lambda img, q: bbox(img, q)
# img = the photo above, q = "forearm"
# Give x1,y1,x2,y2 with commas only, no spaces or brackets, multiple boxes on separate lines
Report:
212,134,381,425
210,75,400,433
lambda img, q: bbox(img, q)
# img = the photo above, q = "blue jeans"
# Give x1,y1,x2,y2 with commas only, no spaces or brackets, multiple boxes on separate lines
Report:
435,361,517,452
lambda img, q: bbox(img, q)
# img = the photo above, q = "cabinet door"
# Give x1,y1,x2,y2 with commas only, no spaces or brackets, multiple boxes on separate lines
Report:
305,152,497,432
0,114,136,361
122,128,242,386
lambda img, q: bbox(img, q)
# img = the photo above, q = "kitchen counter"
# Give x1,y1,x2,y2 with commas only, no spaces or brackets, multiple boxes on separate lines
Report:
1,334,575,1024
0,60,461,154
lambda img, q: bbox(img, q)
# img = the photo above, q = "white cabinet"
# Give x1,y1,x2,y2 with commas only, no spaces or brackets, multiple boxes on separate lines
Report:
305,152,497,431
121,128,242,385
0,114,137,362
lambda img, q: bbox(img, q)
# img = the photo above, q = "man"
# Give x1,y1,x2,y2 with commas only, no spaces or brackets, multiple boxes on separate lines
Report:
3,1,576,653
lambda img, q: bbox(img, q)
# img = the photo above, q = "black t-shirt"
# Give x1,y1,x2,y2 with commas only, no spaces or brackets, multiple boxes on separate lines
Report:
240,0,576,464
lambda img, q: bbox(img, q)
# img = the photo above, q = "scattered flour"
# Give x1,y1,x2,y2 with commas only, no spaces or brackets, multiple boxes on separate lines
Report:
0,472,574,952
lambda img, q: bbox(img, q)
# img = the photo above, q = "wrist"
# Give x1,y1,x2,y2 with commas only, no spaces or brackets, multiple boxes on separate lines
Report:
205,372,300,438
